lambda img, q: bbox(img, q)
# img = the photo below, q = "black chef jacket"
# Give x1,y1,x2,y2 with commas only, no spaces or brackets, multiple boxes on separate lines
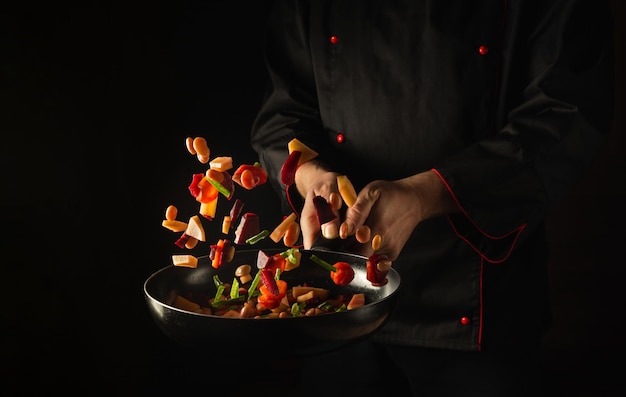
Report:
250,0,614,352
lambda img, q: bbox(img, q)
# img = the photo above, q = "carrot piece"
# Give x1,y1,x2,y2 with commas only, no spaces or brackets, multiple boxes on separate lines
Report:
282,221,300,247
337,175,358,207
269,212,298,243
211,239,226,268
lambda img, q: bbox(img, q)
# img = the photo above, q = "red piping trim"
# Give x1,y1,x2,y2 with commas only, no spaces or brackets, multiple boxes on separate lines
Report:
431,168,527,264
477,257,484,352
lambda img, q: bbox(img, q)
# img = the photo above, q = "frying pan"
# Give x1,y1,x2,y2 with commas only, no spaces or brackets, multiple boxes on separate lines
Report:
144,248,400,358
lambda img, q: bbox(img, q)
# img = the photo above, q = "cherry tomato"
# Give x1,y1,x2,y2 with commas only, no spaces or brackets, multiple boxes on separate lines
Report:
331,261,355,286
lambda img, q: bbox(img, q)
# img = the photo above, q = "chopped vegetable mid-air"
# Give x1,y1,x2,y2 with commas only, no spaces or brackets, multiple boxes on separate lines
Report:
160,136,390,317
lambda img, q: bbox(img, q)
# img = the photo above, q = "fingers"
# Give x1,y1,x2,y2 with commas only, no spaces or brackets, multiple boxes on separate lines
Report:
321,220,339,240
321,191,342,239
328,191,343,211
354,224,371,243
337,182,400,261
300,177,394,257
340,186,380,238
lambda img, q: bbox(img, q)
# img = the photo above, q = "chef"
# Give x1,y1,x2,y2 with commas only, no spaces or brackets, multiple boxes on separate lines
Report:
250,1,615,395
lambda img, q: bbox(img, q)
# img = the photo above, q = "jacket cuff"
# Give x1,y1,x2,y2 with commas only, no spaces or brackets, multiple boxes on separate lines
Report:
431,168,527,264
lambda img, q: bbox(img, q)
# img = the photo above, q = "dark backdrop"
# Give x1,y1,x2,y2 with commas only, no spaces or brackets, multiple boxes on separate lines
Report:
1,1,624,395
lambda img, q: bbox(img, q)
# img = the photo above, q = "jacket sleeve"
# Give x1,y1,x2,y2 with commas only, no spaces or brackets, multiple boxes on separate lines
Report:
433,0,615,262
250,0,326,212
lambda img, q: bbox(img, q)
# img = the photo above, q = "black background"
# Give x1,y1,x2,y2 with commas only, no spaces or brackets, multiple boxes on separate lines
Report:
1,1,625,395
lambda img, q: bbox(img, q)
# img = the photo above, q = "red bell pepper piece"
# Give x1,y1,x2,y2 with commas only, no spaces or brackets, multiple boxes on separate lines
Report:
366,253,389,286
196,178,219,204
188,173,205,198
257,282,287,309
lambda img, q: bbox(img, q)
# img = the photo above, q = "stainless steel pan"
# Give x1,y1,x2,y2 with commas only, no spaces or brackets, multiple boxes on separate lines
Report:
144,248,400,358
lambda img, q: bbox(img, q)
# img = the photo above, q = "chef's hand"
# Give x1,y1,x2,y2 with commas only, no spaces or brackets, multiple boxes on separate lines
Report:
293,161,341,249
340,170,458,260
